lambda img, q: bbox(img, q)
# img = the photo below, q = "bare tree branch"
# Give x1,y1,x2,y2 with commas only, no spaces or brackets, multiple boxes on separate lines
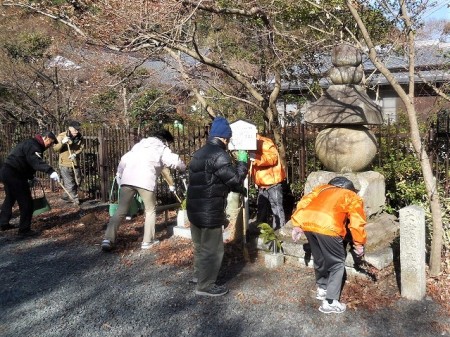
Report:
3,2,87,38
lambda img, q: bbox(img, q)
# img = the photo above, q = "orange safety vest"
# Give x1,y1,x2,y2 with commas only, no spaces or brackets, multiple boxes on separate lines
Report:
251,135,286,187
291,184,367,246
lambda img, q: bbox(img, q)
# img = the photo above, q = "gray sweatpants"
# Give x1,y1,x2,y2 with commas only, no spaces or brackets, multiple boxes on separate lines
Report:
60,166,81,201
304,231,346,301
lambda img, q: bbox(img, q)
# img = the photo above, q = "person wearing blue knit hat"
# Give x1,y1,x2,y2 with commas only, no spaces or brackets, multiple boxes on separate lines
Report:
208,116,232,140
187,116,248,296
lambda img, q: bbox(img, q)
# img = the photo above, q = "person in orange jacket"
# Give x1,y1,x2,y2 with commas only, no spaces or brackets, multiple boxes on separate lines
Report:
250,134,286,230
291,176,367,314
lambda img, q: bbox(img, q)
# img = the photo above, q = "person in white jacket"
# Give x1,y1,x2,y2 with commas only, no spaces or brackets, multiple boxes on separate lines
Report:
102,129,186,251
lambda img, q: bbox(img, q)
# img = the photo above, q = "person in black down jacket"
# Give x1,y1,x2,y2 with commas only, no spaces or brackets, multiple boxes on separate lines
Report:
187,116,248,297
0,131,60,236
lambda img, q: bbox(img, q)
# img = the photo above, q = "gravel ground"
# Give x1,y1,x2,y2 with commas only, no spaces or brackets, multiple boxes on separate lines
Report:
1,227,449,337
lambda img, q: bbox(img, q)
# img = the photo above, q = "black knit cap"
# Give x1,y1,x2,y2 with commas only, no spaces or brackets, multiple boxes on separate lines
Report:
328,176,358,192
68,120,81,130
153,129,174,143
42,131,59,144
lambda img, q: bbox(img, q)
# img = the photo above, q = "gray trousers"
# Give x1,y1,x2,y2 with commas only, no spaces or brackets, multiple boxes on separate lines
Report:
190,224,224,291
256,183,285,229
60,166,81,201
104,185,156,243
304,231,346,301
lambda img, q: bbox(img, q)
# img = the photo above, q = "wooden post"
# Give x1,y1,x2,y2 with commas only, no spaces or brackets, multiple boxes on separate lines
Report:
98,128,108,202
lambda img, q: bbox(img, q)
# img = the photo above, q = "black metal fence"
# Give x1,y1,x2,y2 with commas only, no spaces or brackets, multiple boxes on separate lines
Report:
0,112,449,206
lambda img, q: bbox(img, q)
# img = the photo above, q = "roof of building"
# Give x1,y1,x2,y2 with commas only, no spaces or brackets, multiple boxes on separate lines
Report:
281,41,450,91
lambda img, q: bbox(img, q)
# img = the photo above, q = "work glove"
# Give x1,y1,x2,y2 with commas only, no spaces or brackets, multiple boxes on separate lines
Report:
237,150,248,163
178,160,187,172
291,227,304,242
169,185,176,192
238,186,247,196
353,245,365,258
28,177,39,187
68,154,76,160
61,136,70,144
50,172,60,183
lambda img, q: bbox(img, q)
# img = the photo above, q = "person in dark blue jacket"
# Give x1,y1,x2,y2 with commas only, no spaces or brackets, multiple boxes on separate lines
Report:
0,131,60,236
187,116,248,297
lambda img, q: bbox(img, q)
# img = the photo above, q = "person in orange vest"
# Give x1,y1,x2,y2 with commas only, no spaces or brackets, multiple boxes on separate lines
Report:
250,134,286,230
291,176,367,314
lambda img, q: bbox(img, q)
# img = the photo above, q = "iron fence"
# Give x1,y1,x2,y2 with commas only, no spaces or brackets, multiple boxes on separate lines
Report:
0,114,449,206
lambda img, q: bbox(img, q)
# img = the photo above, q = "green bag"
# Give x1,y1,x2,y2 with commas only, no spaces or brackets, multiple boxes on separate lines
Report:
108,177,143,217
32,181,51,216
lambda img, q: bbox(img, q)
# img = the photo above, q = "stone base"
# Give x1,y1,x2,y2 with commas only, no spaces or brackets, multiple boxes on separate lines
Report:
264,253,284,269
172,225,192,239
172,225,234,243
255,213,398,275
305,171,386,217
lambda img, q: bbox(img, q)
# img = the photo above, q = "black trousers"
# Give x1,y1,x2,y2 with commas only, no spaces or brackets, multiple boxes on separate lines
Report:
0,165,33,231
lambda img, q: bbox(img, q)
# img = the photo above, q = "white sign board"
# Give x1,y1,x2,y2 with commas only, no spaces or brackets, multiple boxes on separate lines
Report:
228,120,257,150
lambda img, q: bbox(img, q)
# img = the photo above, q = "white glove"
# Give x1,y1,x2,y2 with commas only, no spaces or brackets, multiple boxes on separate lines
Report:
50,172,60,182
116,175,121,186
169,185,176,192
178,161,186,172
68,154,76,160
61,136,70,144
291,227,304,242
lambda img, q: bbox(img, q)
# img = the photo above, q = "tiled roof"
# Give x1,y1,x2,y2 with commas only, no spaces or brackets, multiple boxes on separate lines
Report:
281,41,450,90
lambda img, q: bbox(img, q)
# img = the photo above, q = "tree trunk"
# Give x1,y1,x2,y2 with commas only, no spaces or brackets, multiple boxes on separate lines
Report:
346,0,443,276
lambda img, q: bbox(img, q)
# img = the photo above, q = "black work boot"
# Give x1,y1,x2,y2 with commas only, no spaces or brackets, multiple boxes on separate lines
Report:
0,223,15,231
17,228,40,238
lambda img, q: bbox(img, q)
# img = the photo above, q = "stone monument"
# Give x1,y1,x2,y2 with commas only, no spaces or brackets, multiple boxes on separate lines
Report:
280,43,399,273
304,43,385,217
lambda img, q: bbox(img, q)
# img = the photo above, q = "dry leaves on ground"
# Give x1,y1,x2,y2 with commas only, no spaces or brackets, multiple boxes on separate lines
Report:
2,190,450,314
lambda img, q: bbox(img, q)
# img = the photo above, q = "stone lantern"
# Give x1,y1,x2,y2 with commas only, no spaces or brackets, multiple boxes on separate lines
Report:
303,43,386,217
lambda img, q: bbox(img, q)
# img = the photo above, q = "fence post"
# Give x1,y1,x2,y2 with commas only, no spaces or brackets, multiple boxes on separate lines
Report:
98,128,108,202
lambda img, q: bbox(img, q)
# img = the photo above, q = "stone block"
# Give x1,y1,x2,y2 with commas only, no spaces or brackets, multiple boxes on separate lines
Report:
365,248,393,270
172,225,233,243
305,171,386,216
264,253,284,268
172,225,192,239
400,205,426,300
365,213,399,251
345,246,393,270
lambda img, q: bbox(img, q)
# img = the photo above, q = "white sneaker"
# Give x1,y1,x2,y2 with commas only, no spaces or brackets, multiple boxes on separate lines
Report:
101,239,113,252
188,277,198,284
319,300,346,314
316,287,327,300
141,240,160,250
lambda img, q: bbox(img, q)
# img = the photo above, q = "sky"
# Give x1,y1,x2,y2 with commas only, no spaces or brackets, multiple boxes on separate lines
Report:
422,0,449,21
